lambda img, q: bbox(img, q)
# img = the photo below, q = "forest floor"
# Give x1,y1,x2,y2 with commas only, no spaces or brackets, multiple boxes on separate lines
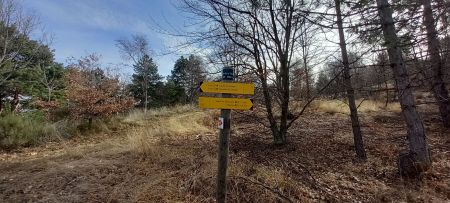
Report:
0,103,449,202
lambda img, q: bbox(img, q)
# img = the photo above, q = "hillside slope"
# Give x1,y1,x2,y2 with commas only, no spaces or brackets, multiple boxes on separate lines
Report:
0,105,448,202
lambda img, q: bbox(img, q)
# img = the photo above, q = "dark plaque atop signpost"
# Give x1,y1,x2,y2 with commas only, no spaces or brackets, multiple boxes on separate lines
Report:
222,67,234,81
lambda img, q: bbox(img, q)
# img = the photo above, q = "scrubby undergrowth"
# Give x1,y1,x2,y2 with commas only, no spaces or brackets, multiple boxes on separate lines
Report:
0,112,58,149
0,109,133,151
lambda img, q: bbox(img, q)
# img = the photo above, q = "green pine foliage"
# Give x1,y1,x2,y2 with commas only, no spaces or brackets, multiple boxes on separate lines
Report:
128,54,163,108
167,55,206,104
35,62,66,102
167,56,189,104
0,22,55,112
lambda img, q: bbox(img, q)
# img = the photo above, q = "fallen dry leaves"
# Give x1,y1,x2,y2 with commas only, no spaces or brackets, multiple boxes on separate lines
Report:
0,106,448,202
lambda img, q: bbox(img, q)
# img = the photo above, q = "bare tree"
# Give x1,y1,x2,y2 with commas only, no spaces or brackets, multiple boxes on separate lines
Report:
116,34,150,64
421,0,450,127
295,2,323,101
376,0,431,177
116,35,152,111
334,0,367,160
182,0,320,144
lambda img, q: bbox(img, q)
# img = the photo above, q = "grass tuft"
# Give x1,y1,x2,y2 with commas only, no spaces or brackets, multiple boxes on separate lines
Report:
125,105,212,155
123,105,198,125
312,99,401,114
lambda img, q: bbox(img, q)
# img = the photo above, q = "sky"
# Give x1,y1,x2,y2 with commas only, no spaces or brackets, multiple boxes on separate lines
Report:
22,0,191,79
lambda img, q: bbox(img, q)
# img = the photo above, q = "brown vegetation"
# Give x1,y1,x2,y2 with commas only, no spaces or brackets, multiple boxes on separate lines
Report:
0,104,448,202
66,55,133,125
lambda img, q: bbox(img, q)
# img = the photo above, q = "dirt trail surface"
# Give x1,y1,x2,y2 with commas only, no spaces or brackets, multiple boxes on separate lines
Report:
0,109,449,202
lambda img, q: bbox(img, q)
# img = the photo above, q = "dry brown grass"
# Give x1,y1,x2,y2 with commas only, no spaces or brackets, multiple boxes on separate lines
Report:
311,99,401,114
123,104,199,124
125,105,212,155
1,104,448,202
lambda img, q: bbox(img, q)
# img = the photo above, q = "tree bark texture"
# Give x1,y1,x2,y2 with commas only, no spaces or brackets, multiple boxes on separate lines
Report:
376,0,431,176
10,89,20,113
335,0,367,160
422,0,450,127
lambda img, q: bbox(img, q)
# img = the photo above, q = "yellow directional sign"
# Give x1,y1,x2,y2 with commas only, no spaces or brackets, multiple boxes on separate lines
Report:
199,97,253,110
200,81,254,95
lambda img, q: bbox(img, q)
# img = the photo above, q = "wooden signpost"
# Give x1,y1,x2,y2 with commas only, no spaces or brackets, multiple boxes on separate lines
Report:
198,67,254,203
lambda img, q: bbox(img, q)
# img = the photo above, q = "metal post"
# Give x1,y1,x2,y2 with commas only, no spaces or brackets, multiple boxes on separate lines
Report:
216,67,233,203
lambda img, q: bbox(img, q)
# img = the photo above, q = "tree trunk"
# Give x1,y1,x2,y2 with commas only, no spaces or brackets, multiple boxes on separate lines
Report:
302,40,311,101
260,74,283,144
422,0,450,127
335,0,367,160
279,61,289,145
88,117,93,128
376,0,431,177
385,79,389,107
304,57,311,100
10,89,20,113
278,1,293,145
48,88,52,102
0,96,3,113
144,88,148,112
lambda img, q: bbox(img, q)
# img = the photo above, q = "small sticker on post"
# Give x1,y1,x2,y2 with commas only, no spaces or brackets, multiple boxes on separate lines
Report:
218,117,224,129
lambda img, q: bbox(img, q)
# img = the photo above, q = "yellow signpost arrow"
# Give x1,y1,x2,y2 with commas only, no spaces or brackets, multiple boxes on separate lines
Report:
200,81,254,95
199,97,253,110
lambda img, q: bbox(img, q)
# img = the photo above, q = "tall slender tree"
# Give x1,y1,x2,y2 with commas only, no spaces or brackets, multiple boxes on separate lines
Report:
129,54,162,110
421,0,450,127
116,35,156,111
334,0,367,160
376,0,431,176
168,56,189,103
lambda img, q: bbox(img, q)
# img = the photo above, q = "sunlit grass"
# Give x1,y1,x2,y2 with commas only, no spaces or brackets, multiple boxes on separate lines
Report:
311,99,401,114
124,105,212,155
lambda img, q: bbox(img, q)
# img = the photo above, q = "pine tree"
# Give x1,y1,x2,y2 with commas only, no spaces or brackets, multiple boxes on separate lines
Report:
376,0,431,177
168,55,206,104
129,54,162,110
168,56,189,103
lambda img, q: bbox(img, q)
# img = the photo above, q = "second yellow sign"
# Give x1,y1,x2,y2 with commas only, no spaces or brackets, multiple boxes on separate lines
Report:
199,97,253,110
